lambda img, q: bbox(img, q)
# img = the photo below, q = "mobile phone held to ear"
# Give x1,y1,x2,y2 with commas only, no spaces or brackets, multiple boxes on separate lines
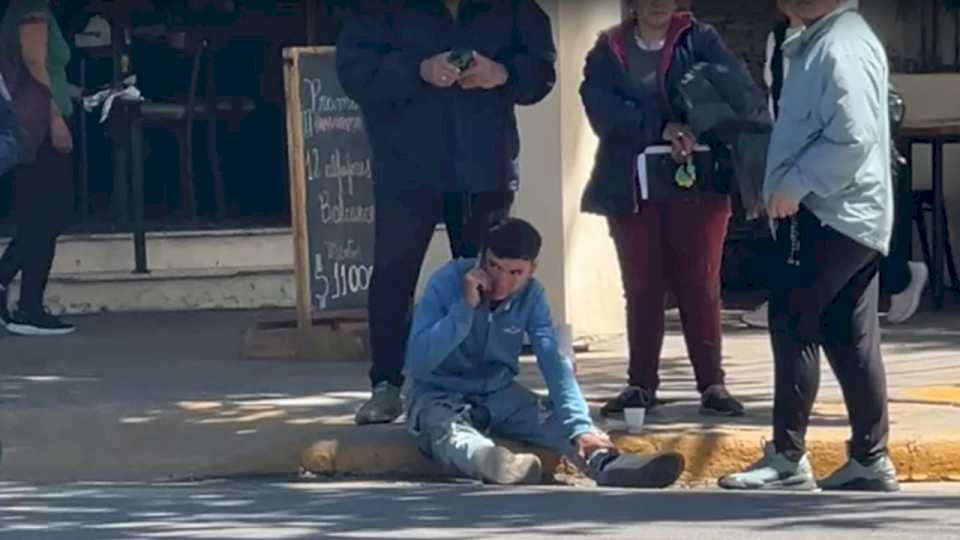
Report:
473,254,487,304
448,49,475,72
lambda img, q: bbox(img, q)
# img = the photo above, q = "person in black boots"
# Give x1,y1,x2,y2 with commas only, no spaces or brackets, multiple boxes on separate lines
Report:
336,0,556,425
0,0,75,336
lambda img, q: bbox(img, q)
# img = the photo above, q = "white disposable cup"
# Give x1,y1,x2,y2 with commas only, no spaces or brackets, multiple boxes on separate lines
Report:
624,407,646,434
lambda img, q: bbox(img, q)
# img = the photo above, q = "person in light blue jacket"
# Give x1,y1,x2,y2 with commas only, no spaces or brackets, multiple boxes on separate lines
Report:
720,0,898,493
405,218,684,487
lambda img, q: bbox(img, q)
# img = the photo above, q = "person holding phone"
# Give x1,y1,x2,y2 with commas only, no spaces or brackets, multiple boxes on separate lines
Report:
579,0,756,419
0,0,75,336
405,218,685,487
336,0,557,426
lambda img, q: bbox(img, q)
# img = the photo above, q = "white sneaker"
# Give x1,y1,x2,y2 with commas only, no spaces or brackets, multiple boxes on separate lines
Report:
741,301,769,329
887,262,928,324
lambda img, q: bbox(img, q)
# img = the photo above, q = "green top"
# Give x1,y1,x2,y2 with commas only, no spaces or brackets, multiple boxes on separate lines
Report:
1,0,73,117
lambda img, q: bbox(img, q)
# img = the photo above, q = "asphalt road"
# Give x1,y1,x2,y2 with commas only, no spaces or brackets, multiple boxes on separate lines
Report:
2,479,959,539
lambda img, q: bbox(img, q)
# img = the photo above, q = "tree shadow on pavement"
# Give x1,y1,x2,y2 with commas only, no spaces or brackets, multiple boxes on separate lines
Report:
1,480,958,539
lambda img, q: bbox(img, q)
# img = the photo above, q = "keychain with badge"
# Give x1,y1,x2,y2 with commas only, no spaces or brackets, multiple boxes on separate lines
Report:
635,143,713,200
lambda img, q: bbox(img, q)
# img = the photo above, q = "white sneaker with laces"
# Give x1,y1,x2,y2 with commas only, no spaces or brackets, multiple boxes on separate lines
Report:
887,261,928,324
741,301,769,329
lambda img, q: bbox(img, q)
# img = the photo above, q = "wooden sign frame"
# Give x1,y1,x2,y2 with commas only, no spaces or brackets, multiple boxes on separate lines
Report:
283,46,319,330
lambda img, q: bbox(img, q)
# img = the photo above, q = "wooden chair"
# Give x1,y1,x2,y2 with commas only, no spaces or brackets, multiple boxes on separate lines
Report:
136,29,255,219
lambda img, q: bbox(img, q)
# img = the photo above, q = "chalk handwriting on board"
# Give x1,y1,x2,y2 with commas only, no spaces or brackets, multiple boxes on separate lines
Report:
302,78,361,114
315,149,375,224
323,148,370,191
303,114,365,137
301,78,363,137
314,262,373,310
325,239,362,262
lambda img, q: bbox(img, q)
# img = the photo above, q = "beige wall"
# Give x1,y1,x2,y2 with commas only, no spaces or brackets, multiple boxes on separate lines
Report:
418,0,626,338
557,0,625,336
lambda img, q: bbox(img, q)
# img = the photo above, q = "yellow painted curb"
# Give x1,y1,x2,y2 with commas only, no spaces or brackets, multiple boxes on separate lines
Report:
301,426,960,484
903,386,960,406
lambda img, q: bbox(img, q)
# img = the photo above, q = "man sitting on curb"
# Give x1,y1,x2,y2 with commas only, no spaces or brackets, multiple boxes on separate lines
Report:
405,218,685,487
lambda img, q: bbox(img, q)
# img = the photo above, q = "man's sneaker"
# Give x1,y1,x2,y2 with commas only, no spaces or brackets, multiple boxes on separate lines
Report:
820,454,900,492
718,444,817,491
601,385,657,417
354,382,403,425
741,301,769,329
887,261,928,324
590,450,685,489
700,384,745,417
5,309,75,336
0,284,9,326
470,446,542,485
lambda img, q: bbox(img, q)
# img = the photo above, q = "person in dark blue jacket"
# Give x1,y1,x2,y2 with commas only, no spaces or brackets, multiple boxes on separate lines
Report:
580,0,757,420
336,0,557,425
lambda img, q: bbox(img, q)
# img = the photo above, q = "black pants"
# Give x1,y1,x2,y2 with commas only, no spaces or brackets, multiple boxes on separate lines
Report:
769,208,889,463
368,189,514,387
0,141,74,314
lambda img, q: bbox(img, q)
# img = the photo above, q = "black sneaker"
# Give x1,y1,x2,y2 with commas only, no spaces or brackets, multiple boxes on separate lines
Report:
6,308,76,336
589,449,685,489
600,385,657,417
700,384,745,417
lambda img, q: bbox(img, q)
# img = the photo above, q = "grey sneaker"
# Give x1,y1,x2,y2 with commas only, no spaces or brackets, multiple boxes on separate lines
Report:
718,444,817,491
471,446,543,485
590,450,685,489
354,382,403,425
700,384,745,417
820,454,900,492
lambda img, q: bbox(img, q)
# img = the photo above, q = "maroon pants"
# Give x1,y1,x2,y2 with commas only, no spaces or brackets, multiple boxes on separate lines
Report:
608,194,731,393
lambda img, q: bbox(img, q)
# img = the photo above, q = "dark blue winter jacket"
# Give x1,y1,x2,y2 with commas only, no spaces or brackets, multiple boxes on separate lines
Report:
336,0,556,194
580,12,761,216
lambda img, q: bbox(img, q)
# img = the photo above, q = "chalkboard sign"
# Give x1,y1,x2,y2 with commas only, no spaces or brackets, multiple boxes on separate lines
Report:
284,47,374,328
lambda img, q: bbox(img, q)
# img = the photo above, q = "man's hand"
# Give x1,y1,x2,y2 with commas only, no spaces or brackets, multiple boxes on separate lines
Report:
458,52,508,90
420,52,461,88
575,431,614,460
50,114,73,154
767,190,801,219
463,267,491,308
662,122,696,163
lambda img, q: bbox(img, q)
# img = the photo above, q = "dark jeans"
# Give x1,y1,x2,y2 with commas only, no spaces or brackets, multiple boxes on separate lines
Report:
608,194,731,394
769,208,889,463
367,189,514,387
0,141,74,314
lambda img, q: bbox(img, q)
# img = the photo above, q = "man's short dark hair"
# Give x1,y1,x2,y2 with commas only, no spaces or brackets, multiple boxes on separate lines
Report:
484,218,542,262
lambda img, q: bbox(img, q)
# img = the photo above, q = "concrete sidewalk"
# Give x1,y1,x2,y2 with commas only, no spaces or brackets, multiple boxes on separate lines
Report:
2,306,959,485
